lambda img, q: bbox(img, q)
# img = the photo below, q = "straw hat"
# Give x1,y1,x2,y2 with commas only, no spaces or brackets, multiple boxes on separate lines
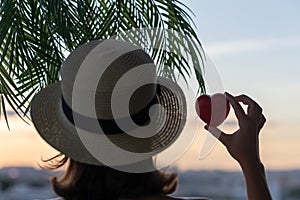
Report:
30,39,187,167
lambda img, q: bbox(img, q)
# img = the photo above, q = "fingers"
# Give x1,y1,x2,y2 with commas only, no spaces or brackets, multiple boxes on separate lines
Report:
258,114,266,130
227,93,266,135
225,92,246,121
204,125,229,146
234,94,263,119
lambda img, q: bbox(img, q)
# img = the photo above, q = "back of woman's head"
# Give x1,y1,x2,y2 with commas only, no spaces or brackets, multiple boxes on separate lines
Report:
44,154,178,200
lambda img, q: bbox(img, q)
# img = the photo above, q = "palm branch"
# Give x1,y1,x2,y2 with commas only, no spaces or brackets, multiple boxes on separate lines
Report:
0,0,205,127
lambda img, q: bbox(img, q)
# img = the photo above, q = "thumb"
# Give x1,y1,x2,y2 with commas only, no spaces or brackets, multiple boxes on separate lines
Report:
204,125,229,146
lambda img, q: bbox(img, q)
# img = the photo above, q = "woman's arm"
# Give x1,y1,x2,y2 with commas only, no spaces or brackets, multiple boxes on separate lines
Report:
205,92,272,200
240,158,271,199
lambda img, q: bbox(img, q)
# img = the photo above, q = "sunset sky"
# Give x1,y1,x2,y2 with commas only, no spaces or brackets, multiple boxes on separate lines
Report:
0,0,300,171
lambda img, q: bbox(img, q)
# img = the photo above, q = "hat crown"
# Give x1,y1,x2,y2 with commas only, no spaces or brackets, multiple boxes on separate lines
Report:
60,39,157,119
30,39,187,167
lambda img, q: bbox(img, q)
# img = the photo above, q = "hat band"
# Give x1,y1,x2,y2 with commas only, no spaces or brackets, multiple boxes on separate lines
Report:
61,96,158,134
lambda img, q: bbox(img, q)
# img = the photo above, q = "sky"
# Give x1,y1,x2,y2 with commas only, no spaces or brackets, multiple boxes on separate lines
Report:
173,0,300,170
0,0,300,171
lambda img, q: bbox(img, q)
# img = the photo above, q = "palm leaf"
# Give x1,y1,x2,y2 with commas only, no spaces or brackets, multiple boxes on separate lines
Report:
0,0,206,126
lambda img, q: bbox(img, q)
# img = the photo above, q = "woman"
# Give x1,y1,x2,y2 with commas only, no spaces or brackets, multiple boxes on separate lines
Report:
31,39,272,200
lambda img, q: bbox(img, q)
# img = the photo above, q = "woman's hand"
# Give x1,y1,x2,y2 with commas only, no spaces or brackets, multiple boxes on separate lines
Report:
204,92,266,166
204,92,272,200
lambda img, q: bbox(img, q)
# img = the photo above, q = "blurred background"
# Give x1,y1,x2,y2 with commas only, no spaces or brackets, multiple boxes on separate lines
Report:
0,0,299,199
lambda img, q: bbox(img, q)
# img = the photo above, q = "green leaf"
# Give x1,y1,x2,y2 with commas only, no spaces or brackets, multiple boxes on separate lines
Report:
1,95,10,130
0,0,206,128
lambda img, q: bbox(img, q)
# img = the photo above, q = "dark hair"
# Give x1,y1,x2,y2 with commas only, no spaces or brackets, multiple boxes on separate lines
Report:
42,154,177,200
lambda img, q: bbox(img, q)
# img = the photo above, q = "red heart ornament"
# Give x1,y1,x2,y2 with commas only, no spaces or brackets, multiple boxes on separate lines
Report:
195,93,230,126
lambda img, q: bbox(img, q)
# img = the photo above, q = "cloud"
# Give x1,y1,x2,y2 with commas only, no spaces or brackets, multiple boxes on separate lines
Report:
204,36,300,57
5,110,17,116
224,119,238,127
0,110,18,118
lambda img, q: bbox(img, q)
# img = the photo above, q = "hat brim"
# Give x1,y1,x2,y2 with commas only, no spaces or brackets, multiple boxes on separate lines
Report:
30,77,186,166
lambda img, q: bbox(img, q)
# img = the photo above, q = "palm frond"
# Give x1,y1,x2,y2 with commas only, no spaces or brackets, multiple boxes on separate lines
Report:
0,0,205,126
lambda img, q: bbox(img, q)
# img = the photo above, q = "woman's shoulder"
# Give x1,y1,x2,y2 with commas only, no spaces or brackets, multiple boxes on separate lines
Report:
47,195,211,200
177,198,211,200
120,195,211,200
48,196,210,200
